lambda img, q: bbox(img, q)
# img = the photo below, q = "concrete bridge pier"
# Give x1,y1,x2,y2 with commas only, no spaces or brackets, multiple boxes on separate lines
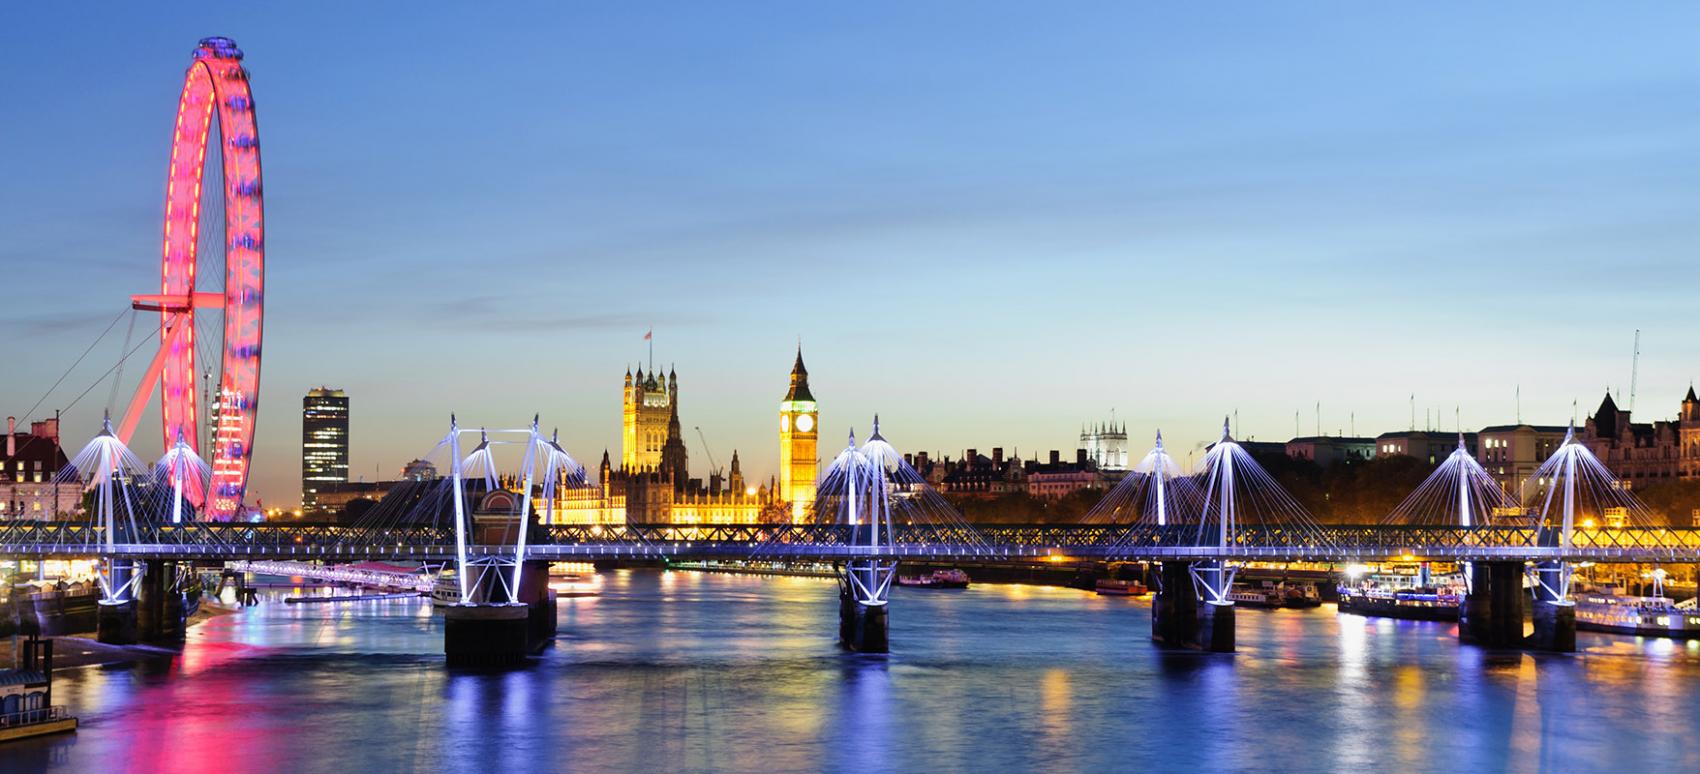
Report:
1460,561,1525,648
136,560,186,643
96,600,137,644
1191,560,1235,653
444,603,529,668
137,560,163,642
1196,599,1236,653
96,560,138,645
838,560,894,653
1151,561,1233,652
1150,562,1197,647
1527,561,1576,652
519,560,557,648
443,561,557,667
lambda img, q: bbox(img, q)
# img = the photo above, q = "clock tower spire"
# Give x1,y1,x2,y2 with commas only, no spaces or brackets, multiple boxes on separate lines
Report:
778,345,818,522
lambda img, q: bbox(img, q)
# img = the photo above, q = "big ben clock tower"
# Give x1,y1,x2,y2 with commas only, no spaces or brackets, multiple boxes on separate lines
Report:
778,347,818,522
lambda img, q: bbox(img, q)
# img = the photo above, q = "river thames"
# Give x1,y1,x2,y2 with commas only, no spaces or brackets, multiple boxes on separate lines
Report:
6,570,1700,772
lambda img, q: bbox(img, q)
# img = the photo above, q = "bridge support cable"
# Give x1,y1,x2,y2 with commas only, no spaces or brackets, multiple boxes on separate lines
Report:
1085,431,1205,556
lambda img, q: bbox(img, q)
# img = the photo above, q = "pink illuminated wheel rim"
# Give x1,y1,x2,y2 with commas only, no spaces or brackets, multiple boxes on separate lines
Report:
155,37,264,520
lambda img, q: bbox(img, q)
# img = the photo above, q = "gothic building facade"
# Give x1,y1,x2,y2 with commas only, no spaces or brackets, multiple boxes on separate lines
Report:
554,351,820,525
777,348,819,521
621,367,674,471
1080,420,1128,471
1582,388,1700,488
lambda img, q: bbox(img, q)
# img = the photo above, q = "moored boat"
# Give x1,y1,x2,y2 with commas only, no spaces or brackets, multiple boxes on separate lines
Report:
1228,581,1321,609
431,574,461,608
1094,578,1148,596
1336,587,1461,621
896,569,970,589
1574,591,1700,639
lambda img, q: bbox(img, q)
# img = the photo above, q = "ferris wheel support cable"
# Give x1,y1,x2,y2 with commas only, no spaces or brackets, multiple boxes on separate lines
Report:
106,310,140,415
56,319,167,417
7,306,128,424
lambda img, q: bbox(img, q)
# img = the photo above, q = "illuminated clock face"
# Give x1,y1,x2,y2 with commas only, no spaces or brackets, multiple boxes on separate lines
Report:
780,414,790,432
796,414,814,433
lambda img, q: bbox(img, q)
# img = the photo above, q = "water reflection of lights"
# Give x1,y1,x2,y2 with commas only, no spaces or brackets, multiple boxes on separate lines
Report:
39,569,1700,771
839,660,893,772
1037,668,1075,759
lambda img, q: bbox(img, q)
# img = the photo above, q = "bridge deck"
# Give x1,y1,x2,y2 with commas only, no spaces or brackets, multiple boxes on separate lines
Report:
2,523,1697,563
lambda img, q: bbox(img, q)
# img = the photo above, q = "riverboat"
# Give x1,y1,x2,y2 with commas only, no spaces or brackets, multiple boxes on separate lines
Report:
1094,578,1148,596
1227,581,1321,609
550,573,601,598
1336,587,1461,621
435,571,601,606
1574,591,1700,639
431,574,461,607
896,569,970,589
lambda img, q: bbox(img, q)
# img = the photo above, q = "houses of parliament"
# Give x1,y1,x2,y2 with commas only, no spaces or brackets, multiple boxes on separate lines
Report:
553,350,819,525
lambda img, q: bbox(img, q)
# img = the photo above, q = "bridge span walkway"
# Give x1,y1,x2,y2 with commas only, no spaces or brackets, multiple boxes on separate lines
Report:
3,523,1698,564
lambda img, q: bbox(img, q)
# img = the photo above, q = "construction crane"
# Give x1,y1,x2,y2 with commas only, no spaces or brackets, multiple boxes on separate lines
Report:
694,426,723,478
1629,329,1641,413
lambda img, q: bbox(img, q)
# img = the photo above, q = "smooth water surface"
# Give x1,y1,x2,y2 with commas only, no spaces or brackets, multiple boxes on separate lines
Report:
5,570,1699,772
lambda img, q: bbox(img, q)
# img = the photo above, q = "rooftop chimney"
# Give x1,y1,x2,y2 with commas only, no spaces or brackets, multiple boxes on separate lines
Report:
6,417,13,457
992,447,1004,467
1049,450,1061,465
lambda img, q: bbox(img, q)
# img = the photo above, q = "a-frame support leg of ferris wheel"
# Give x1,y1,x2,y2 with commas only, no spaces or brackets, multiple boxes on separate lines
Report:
114,290,226,447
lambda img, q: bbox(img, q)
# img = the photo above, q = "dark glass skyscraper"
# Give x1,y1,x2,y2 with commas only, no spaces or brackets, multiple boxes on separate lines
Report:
302,387,349,513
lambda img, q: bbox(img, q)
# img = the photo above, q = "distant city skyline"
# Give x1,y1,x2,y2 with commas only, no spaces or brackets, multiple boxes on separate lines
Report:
5,3,1700,507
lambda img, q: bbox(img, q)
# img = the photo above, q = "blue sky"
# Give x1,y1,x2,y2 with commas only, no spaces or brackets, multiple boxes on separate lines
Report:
4,3,1700,505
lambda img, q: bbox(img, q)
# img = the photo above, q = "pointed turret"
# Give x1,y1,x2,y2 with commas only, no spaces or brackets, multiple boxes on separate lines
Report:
728,449,745,493
660,397,688,490
1593,391,1624,438
785,346,815,402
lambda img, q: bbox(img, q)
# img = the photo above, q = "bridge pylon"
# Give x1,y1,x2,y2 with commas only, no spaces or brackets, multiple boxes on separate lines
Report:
437,416,568,667
816,421,930,653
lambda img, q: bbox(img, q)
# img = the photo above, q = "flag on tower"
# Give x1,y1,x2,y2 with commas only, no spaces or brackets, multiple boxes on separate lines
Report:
643,328,652,341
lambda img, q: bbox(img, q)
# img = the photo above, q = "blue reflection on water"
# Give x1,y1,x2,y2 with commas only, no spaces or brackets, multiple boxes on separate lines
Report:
4,571,1700,771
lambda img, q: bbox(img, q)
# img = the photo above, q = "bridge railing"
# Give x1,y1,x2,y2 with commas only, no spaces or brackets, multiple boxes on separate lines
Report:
4,520,1700,560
